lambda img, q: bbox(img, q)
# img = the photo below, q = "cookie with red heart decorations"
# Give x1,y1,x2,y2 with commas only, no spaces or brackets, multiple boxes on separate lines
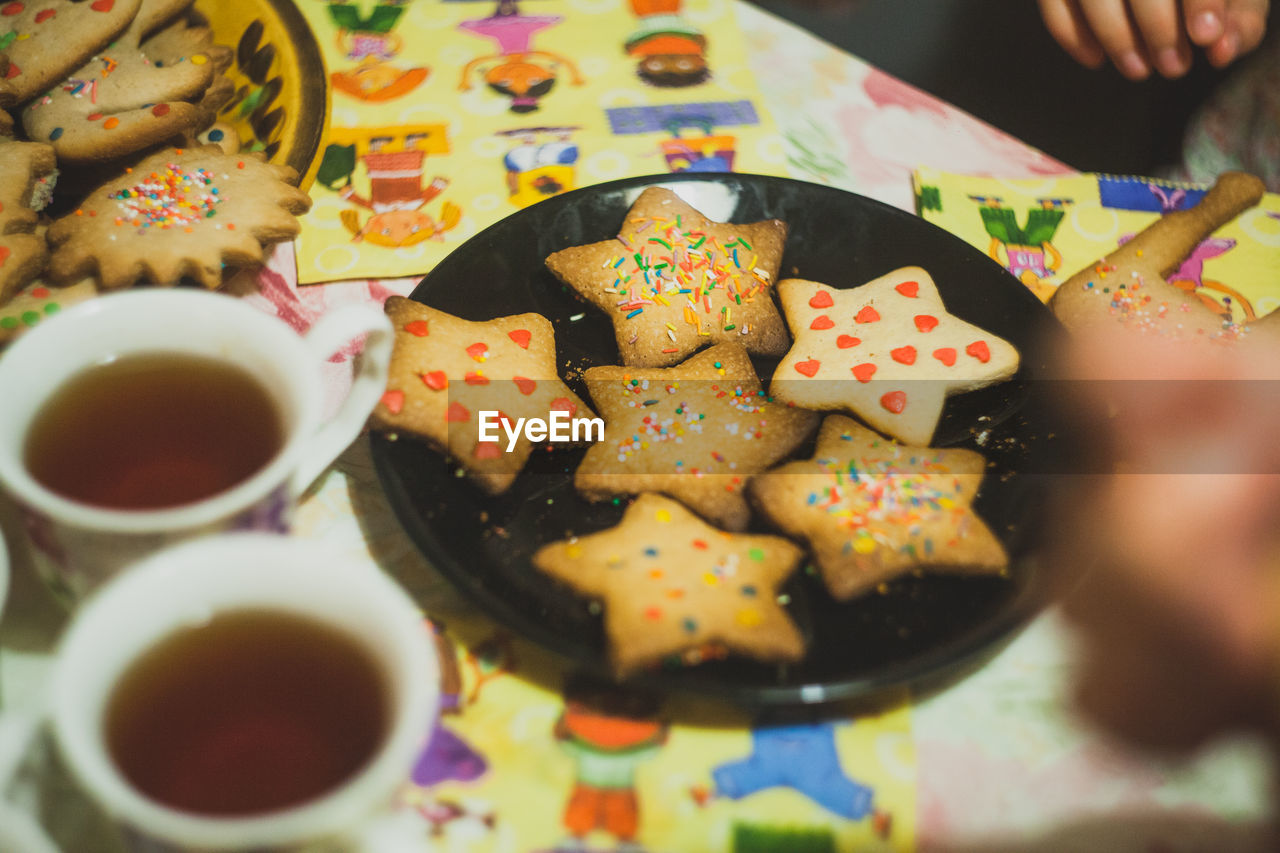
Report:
0,0,143,105
575,343,819,531
533,493,806,675
544,186,790,367
771,266,1020,445
749,415,1007,601
371,296,595,495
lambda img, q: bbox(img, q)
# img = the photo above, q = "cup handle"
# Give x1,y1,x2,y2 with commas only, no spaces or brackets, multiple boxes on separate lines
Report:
291,304,394,495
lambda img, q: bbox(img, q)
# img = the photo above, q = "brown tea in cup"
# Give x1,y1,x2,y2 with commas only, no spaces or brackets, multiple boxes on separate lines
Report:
23,352,285,510
104,608,390,817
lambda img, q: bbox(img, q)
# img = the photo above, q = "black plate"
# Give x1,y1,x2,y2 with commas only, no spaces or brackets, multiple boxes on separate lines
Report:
370,172,1064,706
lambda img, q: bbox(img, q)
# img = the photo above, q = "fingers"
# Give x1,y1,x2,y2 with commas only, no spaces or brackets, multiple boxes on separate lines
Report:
1207,0,1271,65
1038,0,1108,68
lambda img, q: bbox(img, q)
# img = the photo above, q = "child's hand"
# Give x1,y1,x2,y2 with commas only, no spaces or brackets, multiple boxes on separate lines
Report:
1037,0,1270,79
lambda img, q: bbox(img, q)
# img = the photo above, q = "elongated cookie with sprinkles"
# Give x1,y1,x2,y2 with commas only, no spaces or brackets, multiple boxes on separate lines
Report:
45,145,310,289
371,295,595,495
545,186,790,367
771,267,1020,446
0,0,144,105
22,0,234,165
1,140,56,303
576,343,819,531
1049,171,1265,341
533,493,806,675
750,415,1007,601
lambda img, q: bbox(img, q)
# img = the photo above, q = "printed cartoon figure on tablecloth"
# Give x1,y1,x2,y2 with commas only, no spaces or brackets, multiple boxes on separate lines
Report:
969,194,1070,302
691,721,893,840
548,675,668,852
605,101,758,174
315,125,462,248
1115,229,1257,321
497,125,580,208
458,0,583,114
625,0,709,88
323,0,429,102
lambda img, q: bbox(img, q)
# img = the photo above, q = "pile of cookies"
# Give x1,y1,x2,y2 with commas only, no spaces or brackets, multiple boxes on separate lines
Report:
372,186,1022,676
1,0,311,343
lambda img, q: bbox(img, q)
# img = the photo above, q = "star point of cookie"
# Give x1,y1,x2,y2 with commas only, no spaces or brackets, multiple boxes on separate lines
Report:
576,343,819,531
533,493,806,675
750,415,1008,601
371,296,595,495
545,186,790,367
771,267,1020,445
45,146,310,289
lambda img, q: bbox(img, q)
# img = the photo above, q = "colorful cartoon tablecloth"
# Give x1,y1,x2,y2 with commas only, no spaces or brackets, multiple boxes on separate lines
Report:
294,0,788,284
4,2,1279,851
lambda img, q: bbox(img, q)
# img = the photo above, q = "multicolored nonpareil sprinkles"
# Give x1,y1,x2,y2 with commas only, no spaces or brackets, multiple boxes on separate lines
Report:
109,163,221,229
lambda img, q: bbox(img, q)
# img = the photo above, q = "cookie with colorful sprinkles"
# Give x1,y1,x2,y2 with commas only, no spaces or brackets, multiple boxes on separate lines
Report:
0,276,96,344
22,0,235,165
0,140,56,303
0,0,144,105
45,145,311,289
770,267,1020,446
544,186,790,367
1048,171,1265,341
371,295,595,495
575,342,819,531
532,493,806,675
750,415,1007,601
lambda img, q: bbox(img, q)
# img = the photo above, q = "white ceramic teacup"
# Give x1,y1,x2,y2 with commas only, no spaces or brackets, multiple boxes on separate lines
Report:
49,533,438,852
0,289,392,600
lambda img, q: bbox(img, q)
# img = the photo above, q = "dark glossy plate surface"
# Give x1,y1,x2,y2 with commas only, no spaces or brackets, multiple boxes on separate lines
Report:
371,172,1063,706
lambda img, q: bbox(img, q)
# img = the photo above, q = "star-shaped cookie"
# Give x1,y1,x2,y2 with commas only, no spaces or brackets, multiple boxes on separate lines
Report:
576,343,819,531
46,146,311,289
533,493,806,675
544,186,790,367
770,267,1020,445
371,296,595,495
750,415,1007,601
0,0,143,104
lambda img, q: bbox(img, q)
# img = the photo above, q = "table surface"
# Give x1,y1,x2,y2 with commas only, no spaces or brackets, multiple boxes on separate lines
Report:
2,3,1275,851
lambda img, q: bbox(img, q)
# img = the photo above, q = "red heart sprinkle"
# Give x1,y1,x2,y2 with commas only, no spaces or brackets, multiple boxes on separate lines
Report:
896,281,920,298
880,390,908,413
550,397,577,417
809,315,834,330
513,376,537,395
379,389,404,415
36,8,56,22
855,306,880,324
836,335,860,349
446,402,470,422
465,342,487,360
891,346,917,365
508,329,531,349
3,62,19,79
0,246,9,266
794,359,821,377
1,3,25,15
808,290,834,309
151,103,170,117
403,320,429,337
464,371,489,386
914,314,939,333
966,341,991,363
473,442,501,460
933,347,957,366
852,363,877,383
90,0,114,11
421,370,447,391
